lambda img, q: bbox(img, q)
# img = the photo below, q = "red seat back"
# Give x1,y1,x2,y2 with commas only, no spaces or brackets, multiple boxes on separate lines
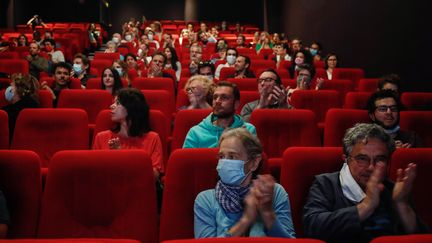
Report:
290,90,342,123
0,150,41,238
11,108,89,167
280,147,343,236
400,111,432,147
0,59,29,75
358,78,380,92
219,67,236,80
343,92,371,109
141,89,175,123
323,109,370,146
226,78,257,91
37,150,158,243
159,148,219,241
371,234,432,243
332,68,365,89
401,92,432,111
0,110,8,149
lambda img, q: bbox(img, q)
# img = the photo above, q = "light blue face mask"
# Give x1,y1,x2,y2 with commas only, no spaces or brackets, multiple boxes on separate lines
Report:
217,159,250,186
5,86,14,102
73,63,82,75
310,49,318,56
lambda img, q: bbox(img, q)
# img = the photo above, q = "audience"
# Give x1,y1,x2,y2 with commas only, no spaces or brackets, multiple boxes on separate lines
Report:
163,46,181,81
42,39,65,64
183,81,256,148
25,42,49,80
101,67,123,96
197,61,215,80
324,53,338,80
303,123,428,242
194,127,295,238
229,55,255,79
93,87,163,179
2,73,39,142
41,62,72,107
367,90,422,148
214,47,237,80
241,69,292,122
72,53,94,87
181,75,215,110
377,73,401,93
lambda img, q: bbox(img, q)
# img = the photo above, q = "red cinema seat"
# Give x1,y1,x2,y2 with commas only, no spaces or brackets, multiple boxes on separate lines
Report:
93,52,121,62
371,234,432,243
238,91,260,114
249,60,276,74
399,111,432,147
0,110,8,149
132,77,175,101
226,78,257,91
250,109,321,179
332,68,365,90
170,109,212,152
0,51,20,59
90,59,113,76
290,90,342,125
11,108,89,168
0,59,29,75
39,77,82,90
159,148,219,241
37,150,158,243
343,92,372,109
162,238,325,243
0,150,41,238
401,92,432,111
257,48,273,59
175,89,189,110
86,77,128,90
142,90,175,124
57,89,113,124
358,78,380,92
38,90,53,108
93,109,170,167
318,79,354,103
280,147,343,236
219,67,236,81
0,239,140,243
323,109,370,147
389,148,432,228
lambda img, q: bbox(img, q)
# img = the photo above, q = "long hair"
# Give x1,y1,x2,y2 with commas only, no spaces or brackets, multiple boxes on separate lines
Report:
165,46,179,71
112,88,150,137
101,68,123,96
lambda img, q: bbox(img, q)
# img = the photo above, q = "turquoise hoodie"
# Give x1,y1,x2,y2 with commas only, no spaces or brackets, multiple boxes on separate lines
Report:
183,113,257,148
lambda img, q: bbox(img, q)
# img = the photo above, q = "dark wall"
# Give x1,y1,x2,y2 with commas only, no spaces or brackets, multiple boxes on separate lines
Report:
280,0,432,91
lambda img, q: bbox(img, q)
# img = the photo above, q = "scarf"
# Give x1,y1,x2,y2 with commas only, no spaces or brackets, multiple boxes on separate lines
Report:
339,163,366,203
215,180,250,213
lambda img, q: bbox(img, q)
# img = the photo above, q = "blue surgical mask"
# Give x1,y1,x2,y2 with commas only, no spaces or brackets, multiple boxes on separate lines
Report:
5,86,14,102
310,49,318,56
73,64,83,75
226,55,236,65
115,67,123,76
217,159,249,186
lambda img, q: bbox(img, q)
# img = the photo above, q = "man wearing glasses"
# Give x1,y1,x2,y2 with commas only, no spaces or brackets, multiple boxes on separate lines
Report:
240,69,292,122
366,90,422,148
303,123,427,242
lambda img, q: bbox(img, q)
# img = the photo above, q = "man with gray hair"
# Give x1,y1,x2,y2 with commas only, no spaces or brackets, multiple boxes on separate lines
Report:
303,123,427,243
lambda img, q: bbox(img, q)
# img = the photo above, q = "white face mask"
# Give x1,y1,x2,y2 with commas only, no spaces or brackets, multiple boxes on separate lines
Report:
125,35,132,41
148,34,154,41
112,37,120,43
137,49,143,56
226,55,236,65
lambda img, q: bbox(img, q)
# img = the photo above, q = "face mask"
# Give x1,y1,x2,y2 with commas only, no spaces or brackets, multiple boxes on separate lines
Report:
206,75,214,81
217,159,249,186
115,67,123,76
73,64,82,75
5,86,14,102
125,35,132,41
226,55,236,65
310,49,318,56
295,57,304,65
112,37,120,43
137,48,143,56
148,34,153,41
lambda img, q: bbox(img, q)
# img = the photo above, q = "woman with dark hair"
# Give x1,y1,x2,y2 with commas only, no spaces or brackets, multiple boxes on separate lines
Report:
93,88,163,178
163,46,181,81
194,128,295,238
101,68,123,96
124,53,143,78
2,73,39,142
17,34,28,47
324,53,338,80
288,49,313,78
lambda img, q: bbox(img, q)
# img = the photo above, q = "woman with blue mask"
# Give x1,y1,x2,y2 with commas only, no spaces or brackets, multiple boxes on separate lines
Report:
194,128,295,238
2,73,39,142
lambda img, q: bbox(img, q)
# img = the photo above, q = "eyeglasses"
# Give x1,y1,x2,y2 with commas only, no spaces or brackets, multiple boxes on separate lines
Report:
349,154,389,167
376,105,398,113
257,77,276,84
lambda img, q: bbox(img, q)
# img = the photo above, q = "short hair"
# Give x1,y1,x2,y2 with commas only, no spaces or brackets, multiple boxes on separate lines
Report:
366,89,402,115
259,68,282,85
11,73,40,102
52,62,72,73
73,53,90,68
42,38,55,47
190,44,202,54
219,127,263,177
378,74,401,91
237,34,246,41
226,47,238,56
152,51,167,66
342,123,396,157
297,63,315,79
184,75,216,105
198,61,215,74
124,53,137,62
238,55,251,68
216,81,240,101
101,67,123,96
112,88,150,137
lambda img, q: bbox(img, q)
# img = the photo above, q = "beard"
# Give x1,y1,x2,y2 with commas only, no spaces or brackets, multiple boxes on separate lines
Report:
213,108,235,119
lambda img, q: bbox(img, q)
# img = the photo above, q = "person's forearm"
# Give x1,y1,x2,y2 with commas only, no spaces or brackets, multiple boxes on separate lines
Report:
228,216,252,237
394,202,418,233
260,210,276,230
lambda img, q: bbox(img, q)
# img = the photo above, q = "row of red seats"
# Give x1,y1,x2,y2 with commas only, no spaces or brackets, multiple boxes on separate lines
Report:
1,108,431,173
1,148,431,241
